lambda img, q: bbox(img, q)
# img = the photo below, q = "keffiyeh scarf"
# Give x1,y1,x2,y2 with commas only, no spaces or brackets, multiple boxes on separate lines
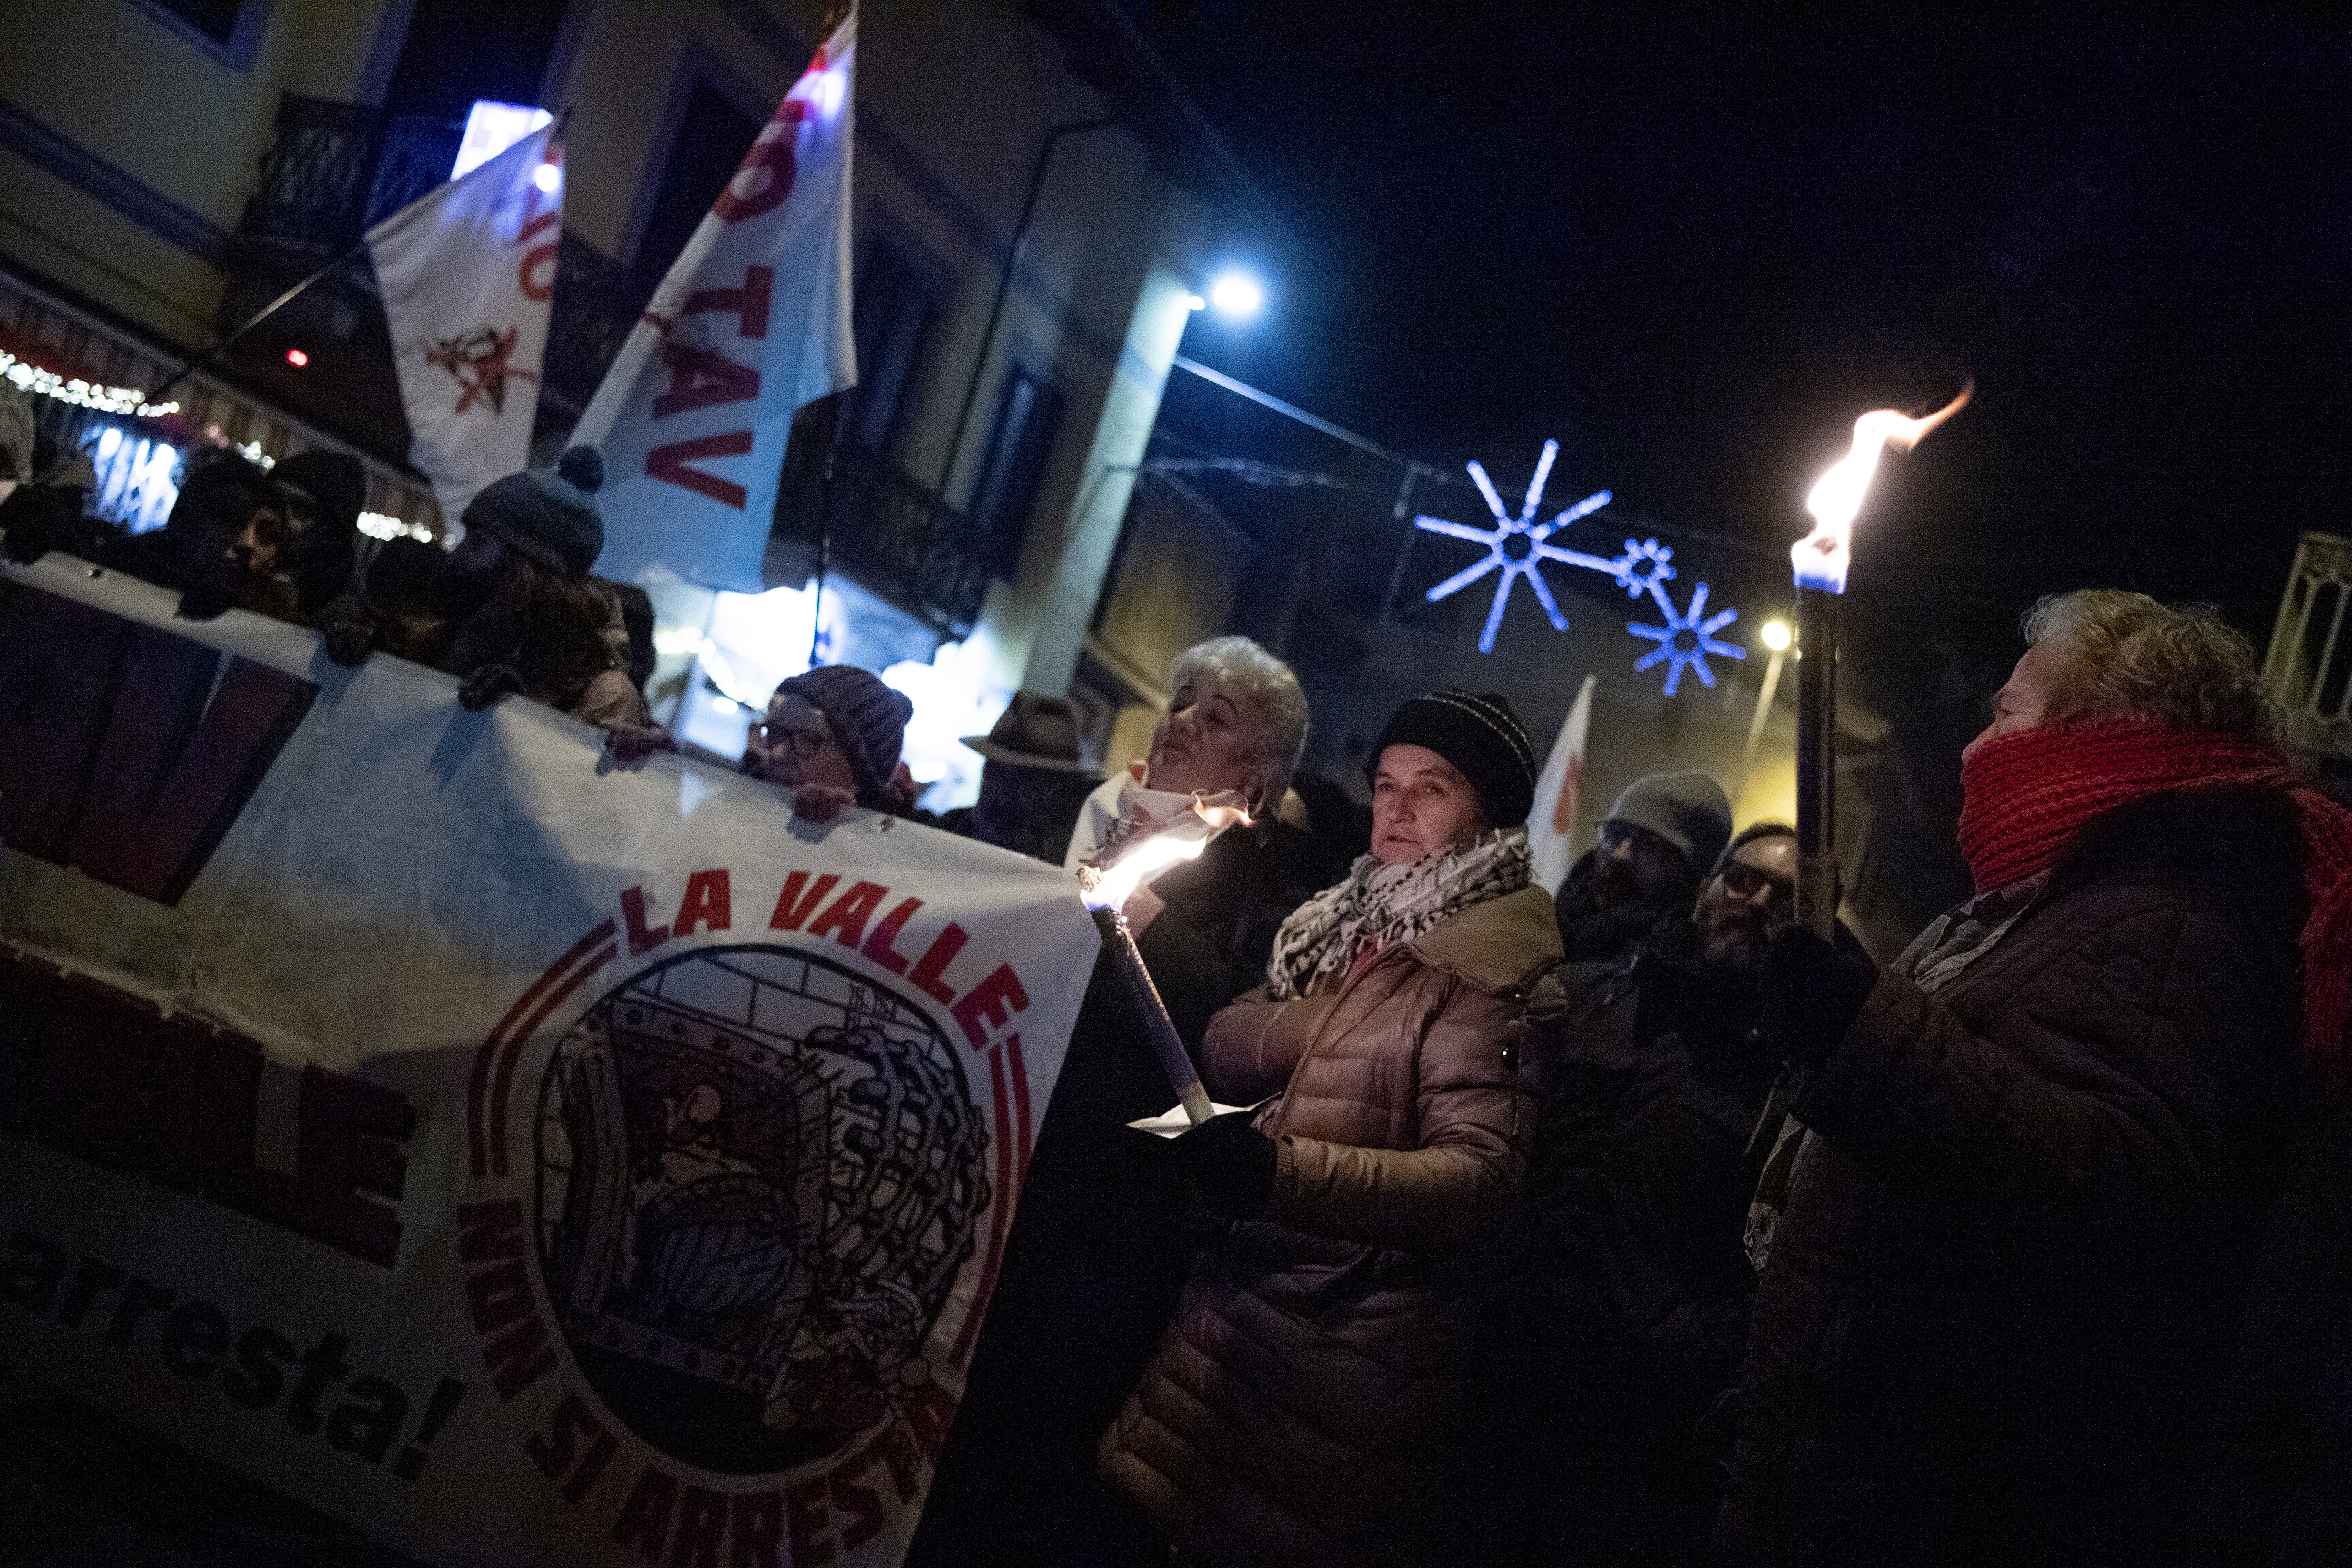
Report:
1265,827,1533,1001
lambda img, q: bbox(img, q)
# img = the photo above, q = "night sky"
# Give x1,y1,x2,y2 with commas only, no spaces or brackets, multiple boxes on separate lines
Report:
1115,5,2351,819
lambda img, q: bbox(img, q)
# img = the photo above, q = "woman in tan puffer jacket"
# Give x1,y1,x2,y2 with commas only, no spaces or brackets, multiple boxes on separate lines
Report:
1100,691,1563,1565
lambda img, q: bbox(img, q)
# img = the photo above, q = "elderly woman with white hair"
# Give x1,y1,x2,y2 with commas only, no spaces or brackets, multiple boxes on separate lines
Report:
911,636,1327,1567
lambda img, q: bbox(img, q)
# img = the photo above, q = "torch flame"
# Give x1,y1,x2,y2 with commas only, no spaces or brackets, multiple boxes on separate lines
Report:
1792,381,1973,593
1078,800,1254,911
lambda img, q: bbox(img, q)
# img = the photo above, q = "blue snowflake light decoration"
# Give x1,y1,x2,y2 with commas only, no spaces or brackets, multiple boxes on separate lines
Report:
1628,579,1744,696
1415,441,1745,694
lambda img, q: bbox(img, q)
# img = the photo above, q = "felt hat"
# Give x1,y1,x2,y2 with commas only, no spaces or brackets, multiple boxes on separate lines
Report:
460,446,604,574
962,691,1094,774
1368,689,1539,829
1604,770,1733,873
779,665,915,806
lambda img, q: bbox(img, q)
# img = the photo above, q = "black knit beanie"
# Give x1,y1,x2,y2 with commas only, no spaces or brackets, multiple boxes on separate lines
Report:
273,449,366,542
1367,689,1538,830
460,446,605,574
780,665,915,808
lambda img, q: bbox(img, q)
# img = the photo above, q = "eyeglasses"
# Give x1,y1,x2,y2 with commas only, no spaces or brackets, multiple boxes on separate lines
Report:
1598,821,1666,857
755,723,831,760
1718,860,1796,908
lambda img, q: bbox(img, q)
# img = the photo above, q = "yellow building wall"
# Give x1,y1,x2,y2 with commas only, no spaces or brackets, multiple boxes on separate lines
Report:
0,0,390,350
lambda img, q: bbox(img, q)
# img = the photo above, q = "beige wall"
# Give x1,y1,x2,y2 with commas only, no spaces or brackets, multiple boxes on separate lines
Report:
0,0,392,351
3,0,1205,690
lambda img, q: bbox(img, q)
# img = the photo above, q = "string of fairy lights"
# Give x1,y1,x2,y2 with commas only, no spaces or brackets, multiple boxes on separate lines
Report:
0,346,430,543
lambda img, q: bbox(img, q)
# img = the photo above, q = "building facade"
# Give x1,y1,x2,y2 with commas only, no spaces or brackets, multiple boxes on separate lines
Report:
0,0,1220,800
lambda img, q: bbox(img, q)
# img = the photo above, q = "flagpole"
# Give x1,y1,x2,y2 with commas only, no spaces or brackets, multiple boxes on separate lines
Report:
810,410,841,666
148,112,570,406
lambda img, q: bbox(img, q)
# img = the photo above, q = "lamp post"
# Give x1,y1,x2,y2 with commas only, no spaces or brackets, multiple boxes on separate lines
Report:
1739,618,1791,795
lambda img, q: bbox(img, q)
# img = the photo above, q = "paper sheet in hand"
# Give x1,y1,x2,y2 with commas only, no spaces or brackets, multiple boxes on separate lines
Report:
1127,1101,1264,1138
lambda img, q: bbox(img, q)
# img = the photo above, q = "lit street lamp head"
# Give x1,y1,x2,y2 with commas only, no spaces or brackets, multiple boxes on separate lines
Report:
1208,271,1265,318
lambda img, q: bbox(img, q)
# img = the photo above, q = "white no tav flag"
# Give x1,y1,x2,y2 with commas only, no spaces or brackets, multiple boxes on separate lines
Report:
580,12,858,593
369,122,562,521
1527,673,1597,894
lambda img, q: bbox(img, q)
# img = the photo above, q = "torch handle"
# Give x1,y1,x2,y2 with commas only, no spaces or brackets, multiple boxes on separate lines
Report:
1092,907,1217,1125
1794,586,1839,939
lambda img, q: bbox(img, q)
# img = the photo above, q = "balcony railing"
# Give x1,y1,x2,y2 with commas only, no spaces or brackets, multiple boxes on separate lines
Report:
778,441,992,638
231,94,632,408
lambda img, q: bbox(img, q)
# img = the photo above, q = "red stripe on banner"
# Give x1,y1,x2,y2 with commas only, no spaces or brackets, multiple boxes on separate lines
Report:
950,1045,1017,1370
467,919,616,1176
485,941,617,1178
1007,1034,1033,1183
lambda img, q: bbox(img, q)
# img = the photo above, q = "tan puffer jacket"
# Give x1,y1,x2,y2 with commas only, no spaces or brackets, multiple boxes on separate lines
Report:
1100,882,1561,1565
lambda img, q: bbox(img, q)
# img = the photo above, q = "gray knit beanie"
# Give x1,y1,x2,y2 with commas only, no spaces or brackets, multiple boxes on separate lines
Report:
1604,770,1732,872
460,446,604,574
780,665,915,808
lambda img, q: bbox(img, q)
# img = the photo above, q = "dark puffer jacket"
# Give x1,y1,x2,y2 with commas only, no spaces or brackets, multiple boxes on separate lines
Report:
1716,787,2309,1568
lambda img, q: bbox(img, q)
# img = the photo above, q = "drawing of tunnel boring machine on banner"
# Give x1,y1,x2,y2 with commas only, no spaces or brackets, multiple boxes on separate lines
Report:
0,551,1097,1567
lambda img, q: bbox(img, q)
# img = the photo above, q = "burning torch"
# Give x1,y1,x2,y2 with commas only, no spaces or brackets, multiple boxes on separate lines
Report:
1789,383,1972,936
1077,801,1253,1127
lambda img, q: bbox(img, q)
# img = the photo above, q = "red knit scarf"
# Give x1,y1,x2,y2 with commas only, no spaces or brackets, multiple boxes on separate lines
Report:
1957,721,2352,1076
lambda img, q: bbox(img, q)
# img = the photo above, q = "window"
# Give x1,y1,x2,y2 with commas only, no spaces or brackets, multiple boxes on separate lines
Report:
380,0,570,123
966,365,1063,577
631,80,763,296
138,0,268,67
842,242,936,457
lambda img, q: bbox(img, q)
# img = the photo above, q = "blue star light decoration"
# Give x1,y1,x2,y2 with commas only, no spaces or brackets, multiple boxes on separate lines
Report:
1416,440,1745,695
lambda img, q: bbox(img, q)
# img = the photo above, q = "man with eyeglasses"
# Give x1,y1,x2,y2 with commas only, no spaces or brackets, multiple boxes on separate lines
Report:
1555,771,1735,964
1465,821,1797,1565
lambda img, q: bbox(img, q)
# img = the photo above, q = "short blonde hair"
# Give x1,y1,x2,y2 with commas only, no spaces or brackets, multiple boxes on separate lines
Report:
2022,590,2271,736
1166,636,1309,807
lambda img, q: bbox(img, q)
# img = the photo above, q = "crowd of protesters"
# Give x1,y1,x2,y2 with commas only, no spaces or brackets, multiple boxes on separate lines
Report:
8,400,2352,1566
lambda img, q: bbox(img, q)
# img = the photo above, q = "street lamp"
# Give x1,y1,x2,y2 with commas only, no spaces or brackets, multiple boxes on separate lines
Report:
1206,270,1264,318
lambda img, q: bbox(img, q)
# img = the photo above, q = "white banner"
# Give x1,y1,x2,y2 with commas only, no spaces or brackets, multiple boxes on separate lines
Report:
0,553,1095,1565
580,14,858,594
1527,673,1596,894
370,122,562,521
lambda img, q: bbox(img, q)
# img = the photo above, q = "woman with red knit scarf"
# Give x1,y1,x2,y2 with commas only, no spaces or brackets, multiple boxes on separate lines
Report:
1715,590,2352,1568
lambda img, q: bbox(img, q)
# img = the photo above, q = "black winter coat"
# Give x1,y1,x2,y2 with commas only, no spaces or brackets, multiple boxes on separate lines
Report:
1467,920,1779,1565
1716,787,2310,1568
907,820,1323,1567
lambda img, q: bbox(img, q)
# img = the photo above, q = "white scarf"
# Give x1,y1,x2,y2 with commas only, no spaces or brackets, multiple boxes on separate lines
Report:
1266,827,1533,1000
1063,763,1250,881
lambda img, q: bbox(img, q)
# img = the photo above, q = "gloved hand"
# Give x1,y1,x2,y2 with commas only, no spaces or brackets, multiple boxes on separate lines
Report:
458,662,523,710
320,606,376,667
1760,921,1878,1071
0,485,74,564
176,584,234,621
1176,1109,1277,1220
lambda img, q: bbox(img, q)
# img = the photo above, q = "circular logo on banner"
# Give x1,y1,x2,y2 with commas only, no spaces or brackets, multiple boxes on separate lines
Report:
532,945,989,1475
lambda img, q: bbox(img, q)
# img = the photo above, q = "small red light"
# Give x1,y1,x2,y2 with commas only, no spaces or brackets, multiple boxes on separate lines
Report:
285,348,309,367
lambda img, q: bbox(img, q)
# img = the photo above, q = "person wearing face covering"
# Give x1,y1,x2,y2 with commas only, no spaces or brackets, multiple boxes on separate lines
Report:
1717,591,2352,1568
1099,690,1560,1565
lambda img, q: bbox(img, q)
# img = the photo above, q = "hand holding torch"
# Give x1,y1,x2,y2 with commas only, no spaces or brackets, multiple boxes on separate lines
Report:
1077,802,1252,1127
